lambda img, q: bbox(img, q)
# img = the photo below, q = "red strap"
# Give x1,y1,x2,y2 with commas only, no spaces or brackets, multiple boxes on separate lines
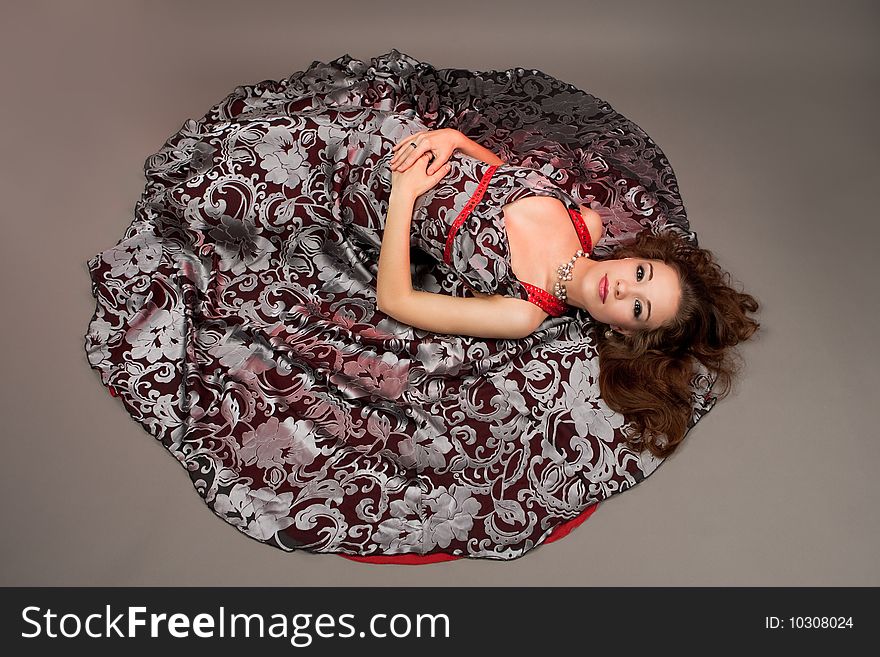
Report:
443,165,498,265
443,168,591,319
520,281,567,317
568,207,593,254
520,204,592,317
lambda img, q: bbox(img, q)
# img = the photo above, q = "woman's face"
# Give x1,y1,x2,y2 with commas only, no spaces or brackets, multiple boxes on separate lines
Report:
580,257,681,334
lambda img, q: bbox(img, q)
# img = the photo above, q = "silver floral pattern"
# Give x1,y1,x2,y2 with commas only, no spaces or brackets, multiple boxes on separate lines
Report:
84,50,718,560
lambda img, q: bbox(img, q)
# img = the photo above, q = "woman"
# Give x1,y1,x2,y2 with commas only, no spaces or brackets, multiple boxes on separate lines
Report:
386,126,759,457
84,51,759,560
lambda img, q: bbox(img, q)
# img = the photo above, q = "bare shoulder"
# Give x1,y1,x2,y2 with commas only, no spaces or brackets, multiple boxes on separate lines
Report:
518,297,549,334
467,286,547,335
495,294,549,336
579,205,605,249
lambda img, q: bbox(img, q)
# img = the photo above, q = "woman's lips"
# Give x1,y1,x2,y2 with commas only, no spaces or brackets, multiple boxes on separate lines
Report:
599,274,608,303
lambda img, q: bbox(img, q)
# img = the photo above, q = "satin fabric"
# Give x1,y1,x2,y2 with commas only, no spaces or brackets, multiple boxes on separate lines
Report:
85,51,718,560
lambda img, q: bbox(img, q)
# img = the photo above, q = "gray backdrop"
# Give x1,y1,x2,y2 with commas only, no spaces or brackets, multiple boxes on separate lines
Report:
1,0,877,585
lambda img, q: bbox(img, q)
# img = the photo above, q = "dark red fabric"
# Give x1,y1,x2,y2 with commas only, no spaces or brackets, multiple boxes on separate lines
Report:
338,503,599,564
84,50,716,561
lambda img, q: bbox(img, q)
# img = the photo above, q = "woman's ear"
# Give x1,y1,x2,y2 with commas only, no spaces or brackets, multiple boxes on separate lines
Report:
612,325,633,337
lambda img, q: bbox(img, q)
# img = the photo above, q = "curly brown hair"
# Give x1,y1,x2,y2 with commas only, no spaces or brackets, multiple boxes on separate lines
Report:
592,228,760,458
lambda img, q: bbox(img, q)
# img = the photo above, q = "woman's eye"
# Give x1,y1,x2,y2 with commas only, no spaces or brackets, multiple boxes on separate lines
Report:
634,299,642,318
636,264,645,282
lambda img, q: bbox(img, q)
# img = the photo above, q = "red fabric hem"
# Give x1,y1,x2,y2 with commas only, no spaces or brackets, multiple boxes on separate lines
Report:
338,502,599,565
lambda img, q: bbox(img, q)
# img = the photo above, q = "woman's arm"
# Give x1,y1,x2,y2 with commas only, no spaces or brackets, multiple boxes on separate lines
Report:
391,129,504,174
455,132,505,166
380,289,539,340
376,188,537,339
376,189,417,305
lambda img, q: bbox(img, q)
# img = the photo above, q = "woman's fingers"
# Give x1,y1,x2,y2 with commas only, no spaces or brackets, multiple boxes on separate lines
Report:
431,162,451,179
392,143,428,171
390,145,410,168
392,135,414,152
425,149,452,175
391,130,426,152
391,131,429,169
392,141,421,164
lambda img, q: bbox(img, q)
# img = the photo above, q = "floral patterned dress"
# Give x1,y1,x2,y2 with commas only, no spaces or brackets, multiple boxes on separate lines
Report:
84,51,718,561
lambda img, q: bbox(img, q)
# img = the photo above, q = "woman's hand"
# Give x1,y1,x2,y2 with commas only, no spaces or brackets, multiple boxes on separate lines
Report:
390,128,463,176
390,153,451,200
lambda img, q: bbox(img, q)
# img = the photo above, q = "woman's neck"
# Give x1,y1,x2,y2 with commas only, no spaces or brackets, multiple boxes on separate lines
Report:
557,256,598,311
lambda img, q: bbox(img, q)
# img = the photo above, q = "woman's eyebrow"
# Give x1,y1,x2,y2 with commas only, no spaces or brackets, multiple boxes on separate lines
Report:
645,263,654,322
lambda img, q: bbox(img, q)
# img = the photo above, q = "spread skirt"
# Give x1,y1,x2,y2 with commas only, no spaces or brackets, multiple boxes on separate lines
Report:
84,50,717,560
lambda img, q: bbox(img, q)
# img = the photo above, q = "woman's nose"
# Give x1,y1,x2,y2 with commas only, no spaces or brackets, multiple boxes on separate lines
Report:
614,280,627,298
